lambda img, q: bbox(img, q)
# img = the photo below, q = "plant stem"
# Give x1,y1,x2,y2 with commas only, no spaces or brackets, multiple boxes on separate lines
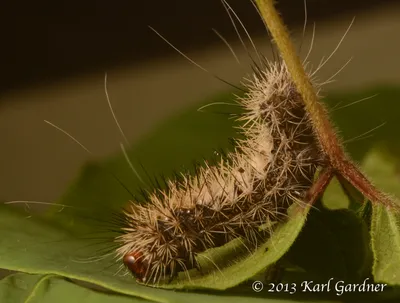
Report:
254,0,398,210
305,167,334,206
255,0,343,161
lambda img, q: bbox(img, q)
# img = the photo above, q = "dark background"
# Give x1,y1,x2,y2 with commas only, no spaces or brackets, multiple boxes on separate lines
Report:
0,0,398,97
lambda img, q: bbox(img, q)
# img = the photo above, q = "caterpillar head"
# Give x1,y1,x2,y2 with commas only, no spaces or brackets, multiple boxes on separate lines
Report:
118,203,205,284
123,251,148,282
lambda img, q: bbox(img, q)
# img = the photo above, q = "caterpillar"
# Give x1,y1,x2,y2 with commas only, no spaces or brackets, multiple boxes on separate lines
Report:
116,52,325,283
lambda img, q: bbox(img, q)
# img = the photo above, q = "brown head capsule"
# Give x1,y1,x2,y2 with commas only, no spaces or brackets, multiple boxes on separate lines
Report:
123,251,148,282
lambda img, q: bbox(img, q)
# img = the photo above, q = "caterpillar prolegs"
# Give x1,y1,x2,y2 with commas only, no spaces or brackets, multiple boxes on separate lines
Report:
116,59,324,284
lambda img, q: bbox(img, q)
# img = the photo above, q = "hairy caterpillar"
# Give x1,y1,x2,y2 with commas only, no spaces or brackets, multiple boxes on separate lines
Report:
114,0,336,284
117,59,323,284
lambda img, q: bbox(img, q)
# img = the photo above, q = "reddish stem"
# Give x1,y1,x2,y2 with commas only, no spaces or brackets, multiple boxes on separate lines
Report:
339,159,399,211
305,167,335,206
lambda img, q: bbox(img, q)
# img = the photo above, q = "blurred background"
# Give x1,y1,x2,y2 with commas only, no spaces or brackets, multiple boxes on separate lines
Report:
1,0,400,205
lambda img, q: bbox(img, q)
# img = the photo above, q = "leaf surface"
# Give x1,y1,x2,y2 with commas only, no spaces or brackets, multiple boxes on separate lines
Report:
362,149,400,285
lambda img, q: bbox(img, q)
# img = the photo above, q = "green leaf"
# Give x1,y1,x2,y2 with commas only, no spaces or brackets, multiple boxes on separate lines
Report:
362,149,400,285
321,177,349,210
0,273,52,303
0,273,154,303
371,205,400,285
284,204,372,283
0,201,309,294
